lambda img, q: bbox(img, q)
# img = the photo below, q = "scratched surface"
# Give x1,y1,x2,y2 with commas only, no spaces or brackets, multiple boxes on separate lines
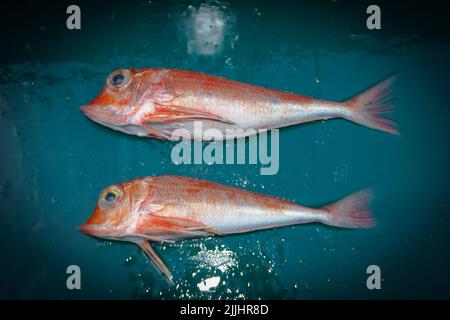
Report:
0,0,450,299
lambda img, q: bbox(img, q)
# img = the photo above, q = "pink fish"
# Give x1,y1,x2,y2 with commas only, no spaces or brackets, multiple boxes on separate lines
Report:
81,68,397,140
79,175,374,283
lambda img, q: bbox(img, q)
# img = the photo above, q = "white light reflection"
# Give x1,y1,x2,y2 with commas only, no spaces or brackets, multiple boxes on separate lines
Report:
183,2,235,56
197,276,221,292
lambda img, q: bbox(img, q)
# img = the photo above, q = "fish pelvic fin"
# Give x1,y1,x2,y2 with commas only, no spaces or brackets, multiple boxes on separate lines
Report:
137,241,174,285
322,189,375,229
141,124,171,140
344,74,399,135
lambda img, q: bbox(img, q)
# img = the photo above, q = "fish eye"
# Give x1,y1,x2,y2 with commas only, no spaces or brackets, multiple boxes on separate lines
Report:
99,185,122,209
105,192,116,203
108,69,131,89
111,74,125,86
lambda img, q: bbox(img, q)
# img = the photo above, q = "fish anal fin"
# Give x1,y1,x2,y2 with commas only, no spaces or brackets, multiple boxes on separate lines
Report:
137,241,174,285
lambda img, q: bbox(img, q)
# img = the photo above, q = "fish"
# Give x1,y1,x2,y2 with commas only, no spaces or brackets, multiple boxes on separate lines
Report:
81,68,398,141
79,175,375,283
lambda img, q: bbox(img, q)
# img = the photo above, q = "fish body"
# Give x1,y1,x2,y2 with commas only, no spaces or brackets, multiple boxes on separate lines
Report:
80,175,374,283
81,68,397,140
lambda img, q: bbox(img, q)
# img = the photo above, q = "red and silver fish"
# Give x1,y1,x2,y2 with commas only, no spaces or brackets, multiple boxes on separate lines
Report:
81,68,398,140
79,175,374,283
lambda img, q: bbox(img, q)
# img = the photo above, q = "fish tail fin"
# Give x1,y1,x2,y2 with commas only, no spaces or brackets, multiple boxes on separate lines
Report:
344,74,399,135
322,189,375,229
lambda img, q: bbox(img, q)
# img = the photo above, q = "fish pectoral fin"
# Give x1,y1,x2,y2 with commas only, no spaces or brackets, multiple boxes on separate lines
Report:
137,241,174,285
143,104,235,125
137,214,220,237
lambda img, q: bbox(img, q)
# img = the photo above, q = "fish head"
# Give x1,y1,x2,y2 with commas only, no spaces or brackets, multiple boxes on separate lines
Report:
81,68,178,137
79,180,143,240
81,68,142,128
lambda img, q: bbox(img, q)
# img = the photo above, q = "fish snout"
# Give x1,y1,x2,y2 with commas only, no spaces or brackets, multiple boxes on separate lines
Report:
81,104,107,122
78,223,111,238
78,223,96,236
78,223,127,240
80,105,94,118
81,104,127,126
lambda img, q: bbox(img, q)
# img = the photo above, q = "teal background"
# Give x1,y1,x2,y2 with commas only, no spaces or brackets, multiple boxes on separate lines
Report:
0,0,449,299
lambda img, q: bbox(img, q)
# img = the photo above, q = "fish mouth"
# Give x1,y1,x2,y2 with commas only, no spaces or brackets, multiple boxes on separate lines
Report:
78,223,111,237
81,105,101,120
82,105,154,137
78,224,97,236
78,224,129,242
81,105,127,127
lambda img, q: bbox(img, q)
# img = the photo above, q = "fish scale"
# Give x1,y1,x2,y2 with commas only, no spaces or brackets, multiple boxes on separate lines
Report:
81,68,398,140
80,175,375,283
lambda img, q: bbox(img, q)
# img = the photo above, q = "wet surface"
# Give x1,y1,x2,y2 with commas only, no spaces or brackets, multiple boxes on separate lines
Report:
0,0,450,299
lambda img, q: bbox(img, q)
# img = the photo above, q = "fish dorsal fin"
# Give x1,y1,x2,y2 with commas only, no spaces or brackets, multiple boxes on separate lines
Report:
137,241,174,285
